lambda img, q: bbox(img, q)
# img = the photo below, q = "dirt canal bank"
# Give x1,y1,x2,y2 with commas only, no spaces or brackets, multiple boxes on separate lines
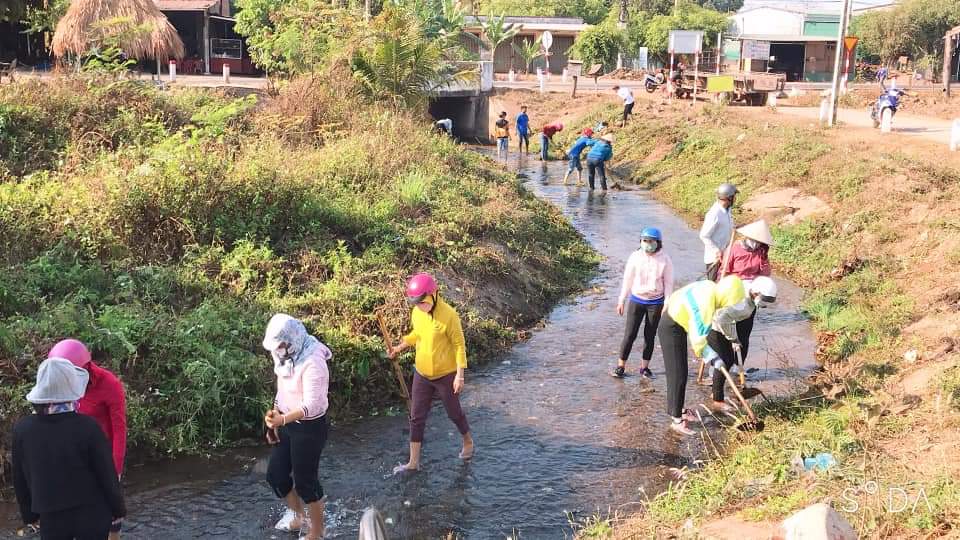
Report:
1,151,815,539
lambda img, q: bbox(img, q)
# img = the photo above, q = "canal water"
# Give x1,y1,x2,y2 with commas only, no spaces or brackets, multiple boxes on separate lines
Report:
1,151,815,539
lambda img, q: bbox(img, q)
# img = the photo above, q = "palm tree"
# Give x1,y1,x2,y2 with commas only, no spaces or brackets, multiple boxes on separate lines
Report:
351,7,474,109
478,12,521,61
512,36,543,74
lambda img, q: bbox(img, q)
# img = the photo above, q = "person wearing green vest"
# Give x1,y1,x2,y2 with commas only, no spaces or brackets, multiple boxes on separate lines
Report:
657,275,747,435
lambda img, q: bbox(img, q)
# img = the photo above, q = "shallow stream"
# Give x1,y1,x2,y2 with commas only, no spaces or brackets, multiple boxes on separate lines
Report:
1,150,815,539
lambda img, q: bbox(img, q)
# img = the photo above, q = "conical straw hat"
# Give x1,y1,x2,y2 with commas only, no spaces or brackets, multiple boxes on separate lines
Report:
737,219,774,246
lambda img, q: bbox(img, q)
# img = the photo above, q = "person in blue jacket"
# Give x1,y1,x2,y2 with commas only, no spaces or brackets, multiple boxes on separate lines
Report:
515,105,530,154
562,127,596,184
586,133,614,191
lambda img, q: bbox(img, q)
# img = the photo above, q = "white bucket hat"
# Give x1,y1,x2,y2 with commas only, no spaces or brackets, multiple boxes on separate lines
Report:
737,219,775,246
26,357,89,404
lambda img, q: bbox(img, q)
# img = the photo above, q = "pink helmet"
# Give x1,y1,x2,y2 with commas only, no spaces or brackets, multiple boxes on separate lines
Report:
48,339,92,368
405,273,438,304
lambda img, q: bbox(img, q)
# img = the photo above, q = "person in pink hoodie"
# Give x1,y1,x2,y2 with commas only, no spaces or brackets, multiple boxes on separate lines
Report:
613,227,674,379
48,338,127,540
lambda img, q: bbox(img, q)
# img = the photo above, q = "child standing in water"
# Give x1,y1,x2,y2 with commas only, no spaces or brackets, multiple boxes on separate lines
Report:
515,105,530,154
495,111,510,159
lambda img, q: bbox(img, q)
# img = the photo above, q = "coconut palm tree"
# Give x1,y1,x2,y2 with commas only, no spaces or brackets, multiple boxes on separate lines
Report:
512,35,543,74
351,6,474,109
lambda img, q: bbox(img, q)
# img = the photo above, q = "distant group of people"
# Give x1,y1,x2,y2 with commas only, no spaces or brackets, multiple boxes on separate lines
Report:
612,182,778,435
492,105,566,162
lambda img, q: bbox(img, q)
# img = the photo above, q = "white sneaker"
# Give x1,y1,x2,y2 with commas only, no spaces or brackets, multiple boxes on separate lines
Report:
275,508,309,532
275,508,296,531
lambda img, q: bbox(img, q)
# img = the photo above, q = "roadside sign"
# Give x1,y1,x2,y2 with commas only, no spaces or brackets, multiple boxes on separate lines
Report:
669,30,703,54
638,47,649,70
541,31,553,51
742,39,771,60
843,36,859,52
567,61,582,77
706,75,735,93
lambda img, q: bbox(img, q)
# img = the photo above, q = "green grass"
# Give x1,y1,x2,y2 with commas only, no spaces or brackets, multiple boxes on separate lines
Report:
0,75,598,465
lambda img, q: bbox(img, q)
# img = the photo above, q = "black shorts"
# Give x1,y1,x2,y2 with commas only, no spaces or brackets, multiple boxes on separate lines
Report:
623,102,635,120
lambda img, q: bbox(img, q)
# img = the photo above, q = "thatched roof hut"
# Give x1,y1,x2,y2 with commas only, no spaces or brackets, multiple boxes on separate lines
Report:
52,0,185,60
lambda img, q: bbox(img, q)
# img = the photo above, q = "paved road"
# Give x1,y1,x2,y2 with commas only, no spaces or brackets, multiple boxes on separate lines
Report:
772,105,954,145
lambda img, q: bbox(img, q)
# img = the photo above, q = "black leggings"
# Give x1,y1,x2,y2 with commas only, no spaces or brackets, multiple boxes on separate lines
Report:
658,313,688,419
623,102,634,123
39,504,111,540
618,302,663,362
708,310,757,402
267,415,328,504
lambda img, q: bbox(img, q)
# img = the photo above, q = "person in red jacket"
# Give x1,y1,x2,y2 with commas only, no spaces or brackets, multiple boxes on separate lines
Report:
539,121,563,161
717,219,774,372
49,338,127,540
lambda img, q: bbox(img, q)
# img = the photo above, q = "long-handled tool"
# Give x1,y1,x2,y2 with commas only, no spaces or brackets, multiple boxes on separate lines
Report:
735,346,746,388
696,228,738,385
714,362,764,431
376,312,412,414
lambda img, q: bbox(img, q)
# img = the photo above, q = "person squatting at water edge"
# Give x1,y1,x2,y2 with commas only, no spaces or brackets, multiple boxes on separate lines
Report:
262,313,332,540
700,182,738,282
613,227,674,379
706,276,778,411
657,275,748,436
47,339,128,540
13,358,127,540
388,272,474,473
717,219,775,371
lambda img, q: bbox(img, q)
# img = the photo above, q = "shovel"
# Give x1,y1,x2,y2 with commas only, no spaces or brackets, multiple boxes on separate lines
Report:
714,362,765,432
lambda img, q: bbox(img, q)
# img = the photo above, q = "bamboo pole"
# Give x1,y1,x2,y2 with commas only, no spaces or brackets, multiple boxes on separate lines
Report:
377,313,412,414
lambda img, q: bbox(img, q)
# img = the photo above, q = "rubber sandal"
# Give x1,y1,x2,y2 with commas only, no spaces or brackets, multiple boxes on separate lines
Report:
669,421,696,436
392,463,419,475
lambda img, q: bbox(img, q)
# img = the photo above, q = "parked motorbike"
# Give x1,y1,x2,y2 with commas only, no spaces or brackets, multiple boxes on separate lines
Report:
870,87,906,133
644,71,666,92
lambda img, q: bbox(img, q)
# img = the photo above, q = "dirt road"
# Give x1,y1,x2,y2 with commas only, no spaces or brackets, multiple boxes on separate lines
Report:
770,105,954,146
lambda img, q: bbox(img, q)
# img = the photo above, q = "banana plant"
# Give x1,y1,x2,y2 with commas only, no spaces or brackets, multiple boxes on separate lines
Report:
478,12,521,61
512,35,543,74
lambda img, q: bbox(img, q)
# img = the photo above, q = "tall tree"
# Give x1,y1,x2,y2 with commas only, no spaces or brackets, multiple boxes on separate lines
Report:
511,35,542,73
478,12,521,60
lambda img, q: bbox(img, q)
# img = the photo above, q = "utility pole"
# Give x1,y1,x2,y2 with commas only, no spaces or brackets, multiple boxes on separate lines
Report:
827,0,853,127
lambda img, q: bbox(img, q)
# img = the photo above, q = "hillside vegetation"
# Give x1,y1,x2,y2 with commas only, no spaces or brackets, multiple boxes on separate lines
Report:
569,101,960,537
0,75,597,474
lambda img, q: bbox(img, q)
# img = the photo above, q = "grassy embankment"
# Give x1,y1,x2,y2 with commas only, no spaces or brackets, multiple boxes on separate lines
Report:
566,101,960,537
0,75,598,477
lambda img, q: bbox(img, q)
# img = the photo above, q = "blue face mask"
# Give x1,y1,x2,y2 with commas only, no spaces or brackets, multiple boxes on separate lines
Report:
641,240,658,253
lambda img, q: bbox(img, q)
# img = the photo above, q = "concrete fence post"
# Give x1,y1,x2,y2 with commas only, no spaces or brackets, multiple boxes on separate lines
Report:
222,64,230,84
951,119,960,151
168,60,176,82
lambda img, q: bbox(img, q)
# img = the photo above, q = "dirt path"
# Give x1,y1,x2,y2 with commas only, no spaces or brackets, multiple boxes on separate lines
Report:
770,105,954,145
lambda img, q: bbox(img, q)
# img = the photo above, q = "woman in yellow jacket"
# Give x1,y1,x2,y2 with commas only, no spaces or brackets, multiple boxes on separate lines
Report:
658,275,746,436
388,273,473,473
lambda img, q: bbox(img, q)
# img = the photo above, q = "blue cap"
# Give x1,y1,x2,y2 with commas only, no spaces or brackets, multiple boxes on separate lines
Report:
640,227,662,241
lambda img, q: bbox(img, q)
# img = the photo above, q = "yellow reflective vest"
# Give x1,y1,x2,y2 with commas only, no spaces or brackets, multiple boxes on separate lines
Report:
665,275,746,357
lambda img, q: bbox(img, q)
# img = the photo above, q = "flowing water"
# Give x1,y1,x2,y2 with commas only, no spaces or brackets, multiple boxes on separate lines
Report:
1,151,816,539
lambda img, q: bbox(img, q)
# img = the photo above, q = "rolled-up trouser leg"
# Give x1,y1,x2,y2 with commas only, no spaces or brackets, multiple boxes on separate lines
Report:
409,371,436,443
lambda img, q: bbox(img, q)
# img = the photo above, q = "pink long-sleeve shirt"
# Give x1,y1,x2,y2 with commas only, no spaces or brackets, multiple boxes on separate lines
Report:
275,348,330,421
618,249,675,305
